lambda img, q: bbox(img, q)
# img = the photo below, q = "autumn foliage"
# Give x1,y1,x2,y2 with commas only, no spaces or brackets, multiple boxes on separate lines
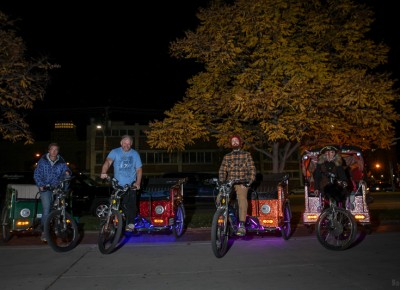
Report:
146,0,399,172
0,12,57,144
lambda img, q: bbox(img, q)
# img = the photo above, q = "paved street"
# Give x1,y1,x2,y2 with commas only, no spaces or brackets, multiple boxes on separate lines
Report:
0,230,399,290
1,191,399,290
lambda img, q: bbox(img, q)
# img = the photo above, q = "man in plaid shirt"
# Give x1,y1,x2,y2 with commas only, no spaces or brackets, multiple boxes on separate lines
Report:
219,135,256,236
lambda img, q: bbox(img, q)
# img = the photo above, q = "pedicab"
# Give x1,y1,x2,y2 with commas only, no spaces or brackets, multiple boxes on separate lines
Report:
135,177,186,236
1,183,42,241
98,177,186,254
210,173,292,258
1,178,79,251
301,146,371,243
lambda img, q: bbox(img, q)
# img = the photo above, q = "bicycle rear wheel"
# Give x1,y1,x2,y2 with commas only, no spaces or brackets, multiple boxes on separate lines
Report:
211,207,230,258
281,202,292,240
316,207,357,251
44,210,79,252
98,209,123,254
172,204,185,238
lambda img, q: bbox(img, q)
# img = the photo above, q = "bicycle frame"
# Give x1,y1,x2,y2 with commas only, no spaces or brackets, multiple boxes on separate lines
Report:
104,179,129,227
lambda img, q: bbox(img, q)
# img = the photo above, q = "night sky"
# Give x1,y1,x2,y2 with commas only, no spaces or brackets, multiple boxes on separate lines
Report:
0,1,399,140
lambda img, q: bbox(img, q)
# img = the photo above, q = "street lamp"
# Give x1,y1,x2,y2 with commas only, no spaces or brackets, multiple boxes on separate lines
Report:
96,124,107,161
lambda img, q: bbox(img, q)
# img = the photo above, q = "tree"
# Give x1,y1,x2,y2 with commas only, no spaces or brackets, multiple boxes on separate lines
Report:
146,0,399,173
0,11,58,144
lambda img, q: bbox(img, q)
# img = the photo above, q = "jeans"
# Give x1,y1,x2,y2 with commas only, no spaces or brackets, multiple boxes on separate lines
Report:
122,188,137,224
40,190,53,229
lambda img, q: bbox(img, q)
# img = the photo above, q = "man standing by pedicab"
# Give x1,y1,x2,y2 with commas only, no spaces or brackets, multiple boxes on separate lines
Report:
34,143,71,242
100,135,142,232
219,135,256,236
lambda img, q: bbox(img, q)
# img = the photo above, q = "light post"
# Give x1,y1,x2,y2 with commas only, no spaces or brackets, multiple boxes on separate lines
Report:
96,124,107,161
375,163,384,180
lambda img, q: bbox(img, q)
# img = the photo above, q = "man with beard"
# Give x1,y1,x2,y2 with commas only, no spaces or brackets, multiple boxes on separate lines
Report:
219,135,256,236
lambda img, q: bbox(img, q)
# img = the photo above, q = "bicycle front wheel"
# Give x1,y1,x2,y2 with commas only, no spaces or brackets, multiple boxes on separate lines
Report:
211,208,230,258
316,207,357,251
44,210,79,252
98,209,123,254
1,206,12,242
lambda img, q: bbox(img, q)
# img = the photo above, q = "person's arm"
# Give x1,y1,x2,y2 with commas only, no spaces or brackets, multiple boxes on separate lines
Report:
62,160,71,176
100,157,113,179
247,153,256,184
34,160,46,191
134,167,142,189
219,156,227,182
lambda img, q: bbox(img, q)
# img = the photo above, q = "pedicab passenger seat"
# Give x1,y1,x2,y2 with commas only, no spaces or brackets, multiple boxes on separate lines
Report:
141,178,185,200
252,173,289,199
7,184,38,199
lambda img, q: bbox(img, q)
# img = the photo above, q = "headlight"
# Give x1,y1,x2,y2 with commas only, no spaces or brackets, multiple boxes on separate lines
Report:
155,205,165,214
261,204,271,214
20,208,31,218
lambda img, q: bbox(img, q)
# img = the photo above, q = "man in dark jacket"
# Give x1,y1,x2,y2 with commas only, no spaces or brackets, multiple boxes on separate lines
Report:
34,143,71,242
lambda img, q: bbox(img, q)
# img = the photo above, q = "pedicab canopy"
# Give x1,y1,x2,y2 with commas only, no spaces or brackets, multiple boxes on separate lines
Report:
301,145,365,191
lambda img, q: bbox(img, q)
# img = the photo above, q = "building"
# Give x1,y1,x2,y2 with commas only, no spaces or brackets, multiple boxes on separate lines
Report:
0,120,303,189
85,121,303,187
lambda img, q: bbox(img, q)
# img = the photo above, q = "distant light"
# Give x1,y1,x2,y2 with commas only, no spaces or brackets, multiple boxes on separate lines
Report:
96,125,102,129
54,122,75,129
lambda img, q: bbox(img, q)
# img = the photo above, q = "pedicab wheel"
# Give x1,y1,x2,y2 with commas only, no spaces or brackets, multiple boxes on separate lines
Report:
1,206,12,242
316,207,357,251
172,204,185,238
98,209,123,254
281,203,292,240
211,208,229,258
44,210,79,252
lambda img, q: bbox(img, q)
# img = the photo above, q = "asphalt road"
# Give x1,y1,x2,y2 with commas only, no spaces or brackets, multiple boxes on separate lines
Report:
1,192,399,290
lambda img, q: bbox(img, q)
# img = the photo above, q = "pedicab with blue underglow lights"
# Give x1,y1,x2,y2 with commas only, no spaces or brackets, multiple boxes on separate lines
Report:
210,173,292,258
301,146,371,247
98,177,186,254
136,177,186,236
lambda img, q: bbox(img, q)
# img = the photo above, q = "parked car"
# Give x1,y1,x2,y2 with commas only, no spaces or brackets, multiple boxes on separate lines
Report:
368,182,396,192
68,172,112,217
161,172,217,204
0,171,111,218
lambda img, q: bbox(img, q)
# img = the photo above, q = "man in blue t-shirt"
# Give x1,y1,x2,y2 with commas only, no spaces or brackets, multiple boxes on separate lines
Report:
100,135,142,232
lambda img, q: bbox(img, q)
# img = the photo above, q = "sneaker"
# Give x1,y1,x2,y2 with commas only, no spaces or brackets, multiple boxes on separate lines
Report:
41,232,47,242
236,225,246,236
125,223,135,232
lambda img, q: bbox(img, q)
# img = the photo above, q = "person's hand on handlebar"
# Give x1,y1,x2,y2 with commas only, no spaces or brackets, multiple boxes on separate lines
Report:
100,173,108,179
132,183,140,190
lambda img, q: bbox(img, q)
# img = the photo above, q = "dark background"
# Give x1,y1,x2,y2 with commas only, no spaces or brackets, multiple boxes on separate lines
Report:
0,1,399,141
